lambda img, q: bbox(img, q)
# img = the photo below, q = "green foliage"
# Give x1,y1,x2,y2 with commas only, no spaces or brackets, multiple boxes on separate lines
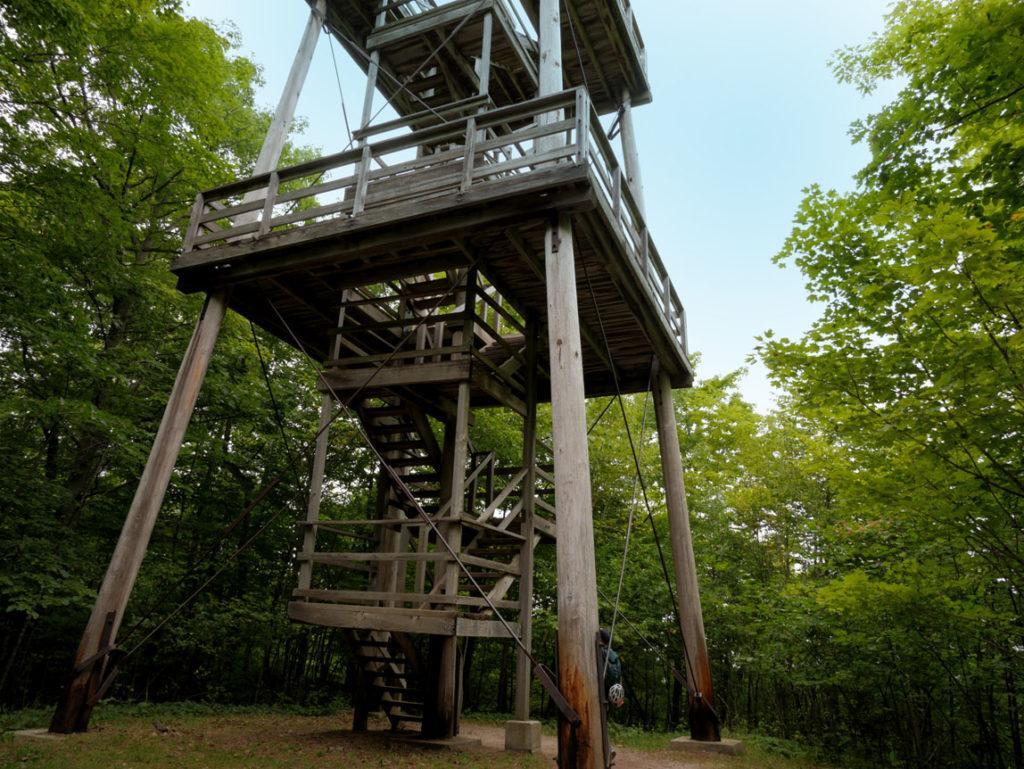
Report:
753,1,1024,767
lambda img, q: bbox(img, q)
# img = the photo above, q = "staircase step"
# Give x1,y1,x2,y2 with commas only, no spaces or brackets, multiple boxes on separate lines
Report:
363,406,410,418
388,711,423,723
388,457,437,469
377,440,428,452
375,684,422,695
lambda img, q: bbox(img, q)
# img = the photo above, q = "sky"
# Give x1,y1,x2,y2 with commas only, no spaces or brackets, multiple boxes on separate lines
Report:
182,0,897,410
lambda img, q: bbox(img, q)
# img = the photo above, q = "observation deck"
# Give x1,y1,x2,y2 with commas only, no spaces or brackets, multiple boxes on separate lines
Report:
318,0,648,114
173,87,692,400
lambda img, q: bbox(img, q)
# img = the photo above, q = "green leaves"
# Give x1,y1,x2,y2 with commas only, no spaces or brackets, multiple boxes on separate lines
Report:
758,1,1024,766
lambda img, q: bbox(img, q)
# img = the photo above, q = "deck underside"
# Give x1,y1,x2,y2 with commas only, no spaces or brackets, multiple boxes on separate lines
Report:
173,164,691,400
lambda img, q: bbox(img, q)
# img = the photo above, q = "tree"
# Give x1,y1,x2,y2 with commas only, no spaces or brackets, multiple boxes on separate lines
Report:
759,1,1024,766
0,0,354,707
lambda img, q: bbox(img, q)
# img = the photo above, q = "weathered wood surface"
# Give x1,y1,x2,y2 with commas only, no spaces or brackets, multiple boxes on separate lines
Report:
652,365,719,742
50,292,228,733
318,0,646,115
171,91,690,399
546,214,603,769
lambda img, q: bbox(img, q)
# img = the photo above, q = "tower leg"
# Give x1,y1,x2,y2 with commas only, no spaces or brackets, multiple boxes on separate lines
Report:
651,365,719,741
514,319,539,721
50,291,228,733
425,271,476,738
546,215,603,769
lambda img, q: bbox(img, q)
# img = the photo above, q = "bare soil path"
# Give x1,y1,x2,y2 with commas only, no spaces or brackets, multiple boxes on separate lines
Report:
462,722,706,769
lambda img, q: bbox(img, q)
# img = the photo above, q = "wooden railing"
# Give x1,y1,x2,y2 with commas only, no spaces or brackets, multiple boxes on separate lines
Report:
183,86,686,361
183,88,583,253
585,106,688,358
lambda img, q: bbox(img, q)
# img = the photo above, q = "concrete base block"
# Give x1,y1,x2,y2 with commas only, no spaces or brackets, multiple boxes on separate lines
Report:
670,736,745,756
13,728,66,742
504,720,542,753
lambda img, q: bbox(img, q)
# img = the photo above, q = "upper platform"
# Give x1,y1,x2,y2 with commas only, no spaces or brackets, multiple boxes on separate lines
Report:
316,0,650,114
173,88,691,397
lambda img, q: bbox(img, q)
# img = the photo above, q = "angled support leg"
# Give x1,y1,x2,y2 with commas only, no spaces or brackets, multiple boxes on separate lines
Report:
651,364,719,742
50,291,228,733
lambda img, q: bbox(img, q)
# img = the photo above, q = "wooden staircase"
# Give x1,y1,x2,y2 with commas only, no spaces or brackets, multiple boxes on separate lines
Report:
289,269,555,734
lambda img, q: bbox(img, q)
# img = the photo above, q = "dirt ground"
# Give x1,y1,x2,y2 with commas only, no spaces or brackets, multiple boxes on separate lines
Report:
461,721,706,769
4,709,743,769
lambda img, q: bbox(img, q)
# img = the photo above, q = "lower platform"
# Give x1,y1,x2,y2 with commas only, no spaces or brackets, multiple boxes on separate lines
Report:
288,600,519,638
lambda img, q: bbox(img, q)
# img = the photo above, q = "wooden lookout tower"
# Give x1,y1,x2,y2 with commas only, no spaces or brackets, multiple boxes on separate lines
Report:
52,0,720,764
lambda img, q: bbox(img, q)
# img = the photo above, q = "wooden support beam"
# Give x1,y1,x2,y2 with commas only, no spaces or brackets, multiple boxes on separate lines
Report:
50,292,228,733
299,291,350,593
514,319,539,721
651,365,719,742
254,0,325,174
547,214,602,769
618,87,645,215
425,269,477,739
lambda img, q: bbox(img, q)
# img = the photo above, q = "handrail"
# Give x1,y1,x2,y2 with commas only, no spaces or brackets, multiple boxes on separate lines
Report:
584,102,686,355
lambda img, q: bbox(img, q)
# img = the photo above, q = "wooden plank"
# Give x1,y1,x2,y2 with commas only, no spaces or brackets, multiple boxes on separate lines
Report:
257,172,280,237
366,0,493,50
292,588,518,610
456,617,521,639
476,467,527,521
300,551,449,565
472,143,576,180
326,344,468,367
251,0,325,174
352,94,490,141
172,163,589,273
182,192,204,253
288,601,456,636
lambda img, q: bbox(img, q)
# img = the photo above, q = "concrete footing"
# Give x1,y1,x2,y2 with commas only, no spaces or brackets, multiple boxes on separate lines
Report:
670,736,745,756
504,720,542,752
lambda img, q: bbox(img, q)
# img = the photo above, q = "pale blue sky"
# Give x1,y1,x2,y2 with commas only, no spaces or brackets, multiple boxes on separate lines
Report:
183,0,895,410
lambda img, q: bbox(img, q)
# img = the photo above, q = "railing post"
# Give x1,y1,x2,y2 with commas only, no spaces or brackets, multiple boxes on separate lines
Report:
258,172,279,237
662,269,672,319
642,228,651,284
461,117,477,193
352,144,372,215
183,192,204,253
575,88,590,164
681,306,689,357
612,166,622,217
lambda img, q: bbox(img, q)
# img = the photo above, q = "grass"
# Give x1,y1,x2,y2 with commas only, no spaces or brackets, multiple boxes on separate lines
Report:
0,703,842,769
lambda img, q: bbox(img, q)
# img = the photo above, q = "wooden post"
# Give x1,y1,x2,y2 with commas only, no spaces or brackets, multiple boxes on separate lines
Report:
514,319,539,721
618,87,645,215
651,365,719,742
547,215,603,769
299,292,349,593
298,395,332,592
477,11,493,99
52,0,326,731
426,269,476,739
252,0,325,174
359,2,389,141
50,292,228,733
538,0,601,764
